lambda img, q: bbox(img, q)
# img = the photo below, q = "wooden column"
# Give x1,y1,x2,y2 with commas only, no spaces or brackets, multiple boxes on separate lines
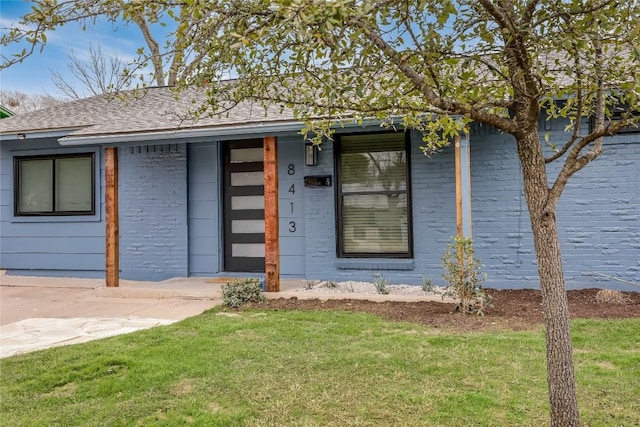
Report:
455,133,464,240
454,131,473,240
105,147,120,287
263,136,280,292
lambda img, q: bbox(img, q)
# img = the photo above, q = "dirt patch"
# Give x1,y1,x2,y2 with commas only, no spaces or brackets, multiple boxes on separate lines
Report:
248,289,640,332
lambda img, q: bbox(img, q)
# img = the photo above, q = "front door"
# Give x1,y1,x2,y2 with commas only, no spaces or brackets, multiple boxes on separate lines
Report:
223,140,265,272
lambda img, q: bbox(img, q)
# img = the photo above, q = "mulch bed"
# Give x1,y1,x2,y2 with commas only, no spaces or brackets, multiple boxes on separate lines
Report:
247,289,640,332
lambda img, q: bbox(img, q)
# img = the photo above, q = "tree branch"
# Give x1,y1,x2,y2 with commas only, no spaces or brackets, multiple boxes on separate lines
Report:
547,40,606,206
521,0,541,25
132,13,165,86
351,16,518,134
531,0,618,28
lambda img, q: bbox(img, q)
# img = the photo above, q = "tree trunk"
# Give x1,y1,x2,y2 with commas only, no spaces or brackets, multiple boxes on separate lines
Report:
516,130,581,427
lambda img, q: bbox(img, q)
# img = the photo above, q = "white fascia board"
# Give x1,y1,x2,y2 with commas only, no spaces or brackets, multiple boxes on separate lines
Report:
0,129,81,141
57,117,419,146
57,122,312,146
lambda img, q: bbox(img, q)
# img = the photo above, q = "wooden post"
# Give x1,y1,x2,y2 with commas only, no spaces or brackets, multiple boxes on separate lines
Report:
455,131,473,238
455,131,473,274
455,133,463,241
263,136,280,292
105,147,119,287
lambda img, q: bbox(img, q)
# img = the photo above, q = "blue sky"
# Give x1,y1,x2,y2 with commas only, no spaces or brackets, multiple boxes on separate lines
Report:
0,0,150,97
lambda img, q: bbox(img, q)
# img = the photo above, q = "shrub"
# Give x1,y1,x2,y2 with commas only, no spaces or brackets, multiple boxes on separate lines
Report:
595,289,629,304
222,278,265,308
371,272,390,295
441,237,489,315
322,281,338,289
421,276,436,293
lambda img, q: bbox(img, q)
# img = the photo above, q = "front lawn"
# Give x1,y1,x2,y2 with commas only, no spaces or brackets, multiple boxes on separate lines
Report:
1,308,638,426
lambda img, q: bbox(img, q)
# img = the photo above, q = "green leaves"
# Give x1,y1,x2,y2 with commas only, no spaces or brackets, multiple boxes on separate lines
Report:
3,0,639,144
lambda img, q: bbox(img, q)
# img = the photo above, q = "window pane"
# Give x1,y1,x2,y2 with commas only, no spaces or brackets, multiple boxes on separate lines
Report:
230,148,263,163
19,159,53,212
341,134,406,193
231,195,264,210
232,243,265,257
231,171,263,186
342,194,408,254
232,220,265,234
55,157,92,211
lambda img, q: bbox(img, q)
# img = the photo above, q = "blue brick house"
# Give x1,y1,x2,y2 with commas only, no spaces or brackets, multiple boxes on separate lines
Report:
1,87,638,289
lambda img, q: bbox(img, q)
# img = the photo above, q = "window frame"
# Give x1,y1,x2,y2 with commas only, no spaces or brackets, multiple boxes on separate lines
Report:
589,105,640,134
335,131,413,258
14,152,96,217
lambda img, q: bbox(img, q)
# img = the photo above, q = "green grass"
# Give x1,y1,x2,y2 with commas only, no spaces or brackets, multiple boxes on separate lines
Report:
1,309,638,426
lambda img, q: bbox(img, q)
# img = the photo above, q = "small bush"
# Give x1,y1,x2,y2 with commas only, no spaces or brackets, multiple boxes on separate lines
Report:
322,281,337,289
595,289,629,304
371,272,390,295
422,276,436,293
441,237,489,315
222,278,265,308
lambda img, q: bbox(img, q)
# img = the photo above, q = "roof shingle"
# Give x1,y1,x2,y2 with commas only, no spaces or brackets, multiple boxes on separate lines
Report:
0,86,297,138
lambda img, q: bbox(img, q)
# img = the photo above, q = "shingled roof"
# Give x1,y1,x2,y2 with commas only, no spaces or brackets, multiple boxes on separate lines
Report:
0,86,298,141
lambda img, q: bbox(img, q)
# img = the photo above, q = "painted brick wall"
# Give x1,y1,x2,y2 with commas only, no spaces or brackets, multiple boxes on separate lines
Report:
410,132,458,283
2,127,636,288
470,125,538,288
470,121,640,290
302,138,337,280
300,127,639,289
118,144,188,280
555,135,640,289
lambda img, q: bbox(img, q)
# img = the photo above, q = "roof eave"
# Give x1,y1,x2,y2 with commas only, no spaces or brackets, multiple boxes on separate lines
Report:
58,121,309,146
58,117,413,146
0,128,85,141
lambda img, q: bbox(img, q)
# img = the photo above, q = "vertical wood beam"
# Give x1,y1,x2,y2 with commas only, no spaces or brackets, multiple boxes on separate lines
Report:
455,131,473,240
460,131,473,238
105,147,120,287
263,136,280,292
455,133,464,240
455,131,473,275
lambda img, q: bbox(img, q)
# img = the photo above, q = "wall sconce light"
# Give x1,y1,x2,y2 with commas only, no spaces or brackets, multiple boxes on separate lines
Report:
305,142,319,166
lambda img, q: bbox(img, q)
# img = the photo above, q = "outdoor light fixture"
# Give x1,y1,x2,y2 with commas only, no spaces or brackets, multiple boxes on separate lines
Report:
305,142,319,166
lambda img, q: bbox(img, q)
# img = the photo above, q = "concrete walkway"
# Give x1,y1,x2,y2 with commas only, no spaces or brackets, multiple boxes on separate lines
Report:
1,273,444,358
0,274,229,358
0,273,340,357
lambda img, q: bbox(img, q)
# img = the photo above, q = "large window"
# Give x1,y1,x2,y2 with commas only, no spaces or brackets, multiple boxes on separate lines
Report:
14,153,95,216
336,132,412,257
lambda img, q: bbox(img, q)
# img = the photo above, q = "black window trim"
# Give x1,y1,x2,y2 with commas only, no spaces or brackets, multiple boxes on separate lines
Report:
14,152,96,217
335,131,414,259
589,105,640,134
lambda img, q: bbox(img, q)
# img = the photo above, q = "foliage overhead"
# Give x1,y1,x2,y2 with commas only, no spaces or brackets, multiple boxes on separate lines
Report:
170,0,640,150
1,0,206,87
4,1,639,152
